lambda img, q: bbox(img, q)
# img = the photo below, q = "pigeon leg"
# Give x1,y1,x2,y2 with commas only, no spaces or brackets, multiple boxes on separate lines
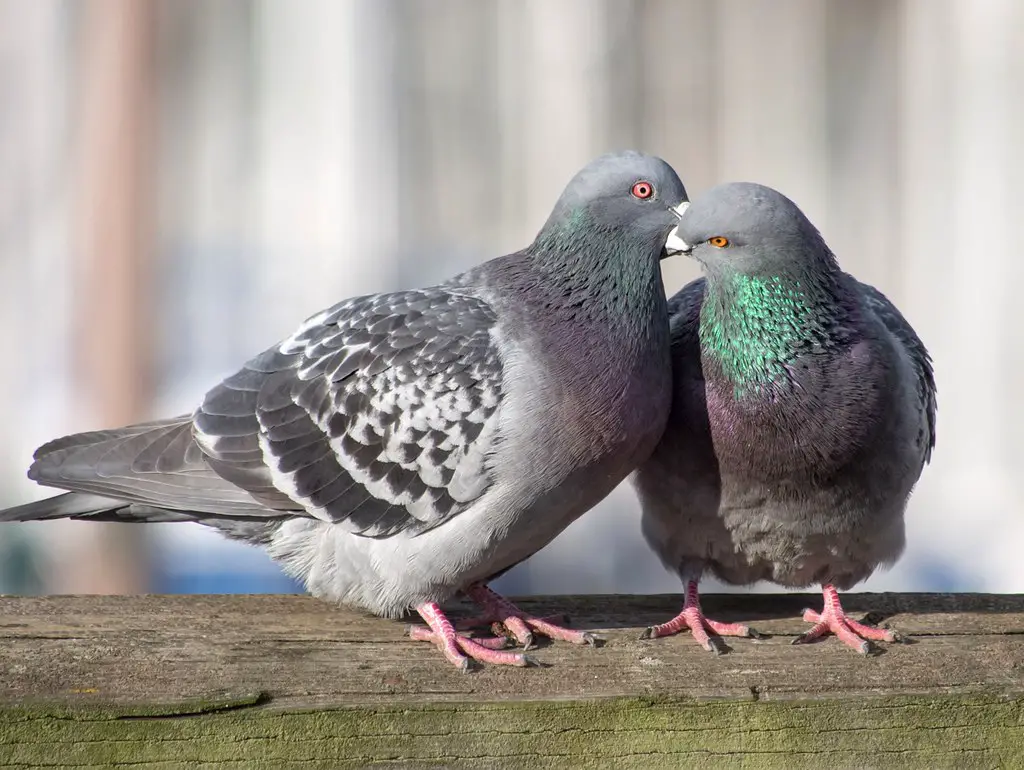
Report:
640,579,758,654
461,584,598,649
411,602,536,670
793,584,899,654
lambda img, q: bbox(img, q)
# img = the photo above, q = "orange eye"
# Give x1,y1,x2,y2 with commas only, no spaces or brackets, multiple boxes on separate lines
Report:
709,236,730,248
631,181,654,200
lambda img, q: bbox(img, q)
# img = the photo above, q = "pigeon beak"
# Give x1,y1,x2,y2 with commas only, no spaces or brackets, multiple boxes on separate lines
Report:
663,202,691,256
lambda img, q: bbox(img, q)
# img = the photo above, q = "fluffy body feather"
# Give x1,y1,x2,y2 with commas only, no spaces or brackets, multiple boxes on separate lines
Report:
636,275,935,588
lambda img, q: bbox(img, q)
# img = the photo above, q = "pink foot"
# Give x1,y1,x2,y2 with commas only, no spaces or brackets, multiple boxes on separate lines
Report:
411,602,537,671
454,613,568,632
641,580,759,654
792,585,901,654
461,584,599,650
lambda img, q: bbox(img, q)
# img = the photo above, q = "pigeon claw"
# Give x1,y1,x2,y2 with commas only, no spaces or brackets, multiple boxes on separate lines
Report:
580,631,603,648
707,635,730,656
643,610,757,651
793,585,901,654
413,602,534,670
885,626,909,644
523,614,597,646
791,625,872,656
409,625,532,669
642,608,753,652
642,579,755,654
462,584,596,649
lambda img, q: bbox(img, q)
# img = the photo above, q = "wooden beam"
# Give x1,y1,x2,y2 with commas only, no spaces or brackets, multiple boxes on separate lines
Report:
0,593,1021,767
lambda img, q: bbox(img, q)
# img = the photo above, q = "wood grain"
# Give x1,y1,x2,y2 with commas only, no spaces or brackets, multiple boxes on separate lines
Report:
0,593,1022,768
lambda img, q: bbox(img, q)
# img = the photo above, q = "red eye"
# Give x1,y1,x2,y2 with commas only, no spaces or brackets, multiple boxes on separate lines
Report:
631,181,654,200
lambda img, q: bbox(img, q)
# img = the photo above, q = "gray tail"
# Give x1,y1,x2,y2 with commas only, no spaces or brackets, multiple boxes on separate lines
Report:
3,414,291,546
0,492,280,545
19,414,293,519
0,492,200,524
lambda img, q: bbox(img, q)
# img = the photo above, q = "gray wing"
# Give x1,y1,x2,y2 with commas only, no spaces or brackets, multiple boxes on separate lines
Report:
193,287,504,537
666,277,706,360
858,281,937,461
16,287,504,538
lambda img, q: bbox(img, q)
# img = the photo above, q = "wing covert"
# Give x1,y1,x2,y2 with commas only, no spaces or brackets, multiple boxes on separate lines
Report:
194,287,504,537
858,281,937,460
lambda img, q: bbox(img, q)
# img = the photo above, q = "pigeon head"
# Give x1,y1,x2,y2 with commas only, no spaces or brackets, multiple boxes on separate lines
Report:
538,151,689,259
667,182,838,278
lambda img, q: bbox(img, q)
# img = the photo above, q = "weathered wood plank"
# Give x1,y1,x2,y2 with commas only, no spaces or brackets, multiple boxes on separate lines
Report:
0,594,1022,768
3,695,1022,769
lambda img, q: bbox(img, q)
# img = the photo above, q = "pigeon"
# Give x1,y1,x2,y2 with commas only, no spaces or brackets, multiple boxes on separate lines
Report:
1,151,690,670
633,182,936,654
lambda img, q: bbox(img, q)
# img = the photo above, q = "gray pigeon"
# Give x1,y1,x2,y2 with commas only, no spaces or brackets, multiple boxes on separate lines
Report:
1,151,689,670
633,182,936,654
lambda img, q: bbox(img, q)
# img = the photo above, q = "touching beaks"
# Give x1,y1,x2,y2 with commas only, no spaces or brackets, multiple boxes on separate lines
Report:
663,201,691,255
664,227,690,256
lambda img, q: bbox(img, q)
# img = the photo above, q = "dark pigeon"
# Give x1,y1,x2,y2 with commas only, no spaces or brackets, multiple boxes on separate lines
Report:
633,182,936,654
1,151,689,670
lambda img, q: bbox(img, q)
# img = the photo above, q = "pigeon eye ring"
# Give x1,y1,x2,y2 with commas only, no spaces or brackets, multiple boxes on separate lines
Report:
709,236,730,248
631,181,654,200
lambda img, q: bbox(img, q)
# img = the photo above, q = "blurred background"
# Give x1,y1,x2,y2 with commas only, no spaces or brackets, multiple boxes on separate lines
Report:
0,0,1021,599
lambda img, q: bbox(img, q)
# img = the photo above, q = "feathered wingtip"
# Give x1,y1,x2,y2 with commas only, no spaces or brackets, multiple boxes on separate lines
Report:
0,492,203,524
0,492,121,522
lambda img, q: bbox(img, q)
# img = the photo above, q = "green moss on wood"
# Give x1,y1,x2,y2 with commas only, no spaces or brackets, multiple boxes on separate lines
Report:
1,694,1022,769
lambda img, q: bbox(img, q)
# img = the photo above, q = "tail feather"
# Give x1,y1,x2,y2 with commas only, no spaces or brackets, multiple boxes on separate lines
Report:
0,491,282,546
24,415,291,518
0,492,194,523
31,418,189,460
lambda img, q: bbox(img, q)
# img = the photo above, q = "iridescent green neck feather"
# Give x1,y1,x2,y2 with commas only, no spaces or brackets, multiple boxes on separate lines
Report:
700,272,833,393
